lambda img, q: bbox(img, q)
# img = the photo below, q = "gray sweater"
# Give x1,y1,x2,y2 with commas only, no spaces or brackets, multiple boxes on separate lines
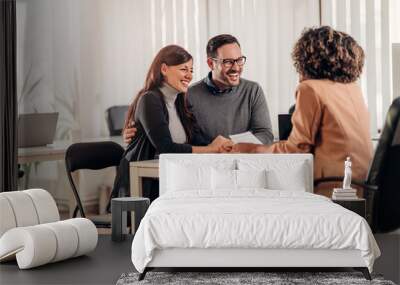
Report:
187,74,274,144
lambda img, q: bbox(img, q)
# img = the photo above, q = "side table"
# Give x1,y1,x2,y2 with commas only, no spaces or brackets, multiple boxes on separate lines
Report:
111,197,150,242
332,198,366,218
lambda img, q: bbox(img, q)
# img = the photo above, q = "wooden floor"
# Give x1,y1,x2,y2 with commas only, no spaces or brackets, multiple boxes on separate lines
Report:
0,235,134,285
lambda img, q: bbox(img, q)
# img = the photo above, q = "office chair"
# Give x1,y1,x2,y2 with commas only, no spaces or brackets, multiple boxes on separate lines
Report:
105,105,129,136
65,141,125,228
315,98,400,233
278,104,295,140
288,104,295,115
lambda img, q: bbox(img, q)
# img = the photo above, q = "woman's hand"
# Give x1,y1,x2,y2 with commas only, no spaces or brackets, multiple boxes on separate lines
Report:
209,135,233,153
123,122,137,145
220,141,234,153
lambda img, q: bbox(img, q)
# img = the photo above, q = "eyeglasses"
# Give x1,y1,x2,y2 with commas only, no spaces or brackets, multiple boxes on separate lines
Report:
211,56,247,68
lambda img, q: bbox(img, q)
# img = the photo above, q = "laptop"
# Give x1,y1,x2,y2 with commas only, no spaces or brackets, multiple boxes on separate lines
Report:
278,114,293,140
18,113,59,148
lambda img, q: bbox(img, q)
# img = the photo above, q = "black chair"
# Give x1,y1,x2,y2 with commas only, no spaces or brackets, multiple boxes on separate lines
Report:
278,114,292,140
105,105,129,136
315,98,400,233
278,104,295,140
65,141,125,228
288,104,295,115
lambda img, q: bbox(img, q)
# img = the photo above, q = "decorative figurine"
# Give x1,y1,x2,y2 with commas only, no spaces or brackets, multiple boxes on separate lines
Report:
332,157,357,200
342,157,352,190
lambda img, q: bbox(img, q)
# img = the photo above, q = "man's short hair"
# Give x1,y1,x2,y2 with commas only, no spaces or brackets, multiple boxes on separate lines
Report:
206,34,240,58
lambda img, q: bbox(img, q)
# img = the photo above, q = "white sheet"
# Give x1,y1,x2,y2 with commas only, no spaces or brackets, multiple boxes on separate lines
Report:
131,190,380,273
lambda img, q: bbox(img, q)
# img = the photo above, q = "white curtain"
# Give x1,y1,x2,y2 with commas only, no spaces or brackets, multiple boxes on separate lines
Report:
17,0,319,208
390,0,400,100
321,0,394,136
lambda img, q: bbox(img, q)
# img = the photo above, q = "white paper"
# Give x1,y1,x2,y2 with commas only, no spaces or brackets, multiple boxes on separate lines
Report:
229,132,262,144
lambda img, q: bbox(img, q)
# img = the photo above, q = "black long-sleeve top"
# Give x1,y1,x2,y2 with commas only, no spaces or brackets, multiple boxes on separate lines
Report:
111,89,209,199
125,89,209,162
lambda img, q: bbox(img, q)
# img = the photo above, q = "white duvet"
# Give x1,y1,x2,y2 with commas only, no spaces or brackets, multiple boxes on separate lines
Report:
131,190,380,273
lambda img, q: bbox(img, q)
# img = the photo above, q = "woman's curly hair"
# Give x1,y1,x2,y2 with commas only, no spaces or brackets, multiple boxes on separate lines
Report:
292,26,364,83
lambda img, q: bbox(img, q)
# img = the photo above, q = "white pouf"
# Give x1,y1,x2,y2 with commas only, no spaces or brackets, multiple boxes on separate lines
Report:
0,189,98,269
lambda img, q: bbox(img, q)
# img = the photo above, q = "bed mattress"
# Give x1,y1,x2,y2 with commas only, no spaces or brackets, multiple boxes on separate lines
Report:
131,190,380,273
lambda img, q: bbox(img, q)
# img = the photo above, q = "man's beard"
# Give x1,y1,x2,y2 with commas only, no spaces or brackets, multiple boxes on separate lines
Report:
222,70,241,86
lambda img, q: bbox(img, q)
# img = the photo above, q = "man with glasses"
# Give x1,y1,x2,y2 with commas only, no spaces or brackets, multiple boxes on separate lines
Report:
187,34,273,144
123,34,273,145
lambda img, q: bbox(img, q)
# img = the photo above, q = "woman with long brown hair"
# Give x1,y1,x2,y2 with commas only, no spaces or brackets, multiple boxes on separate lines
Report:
112,45,231,201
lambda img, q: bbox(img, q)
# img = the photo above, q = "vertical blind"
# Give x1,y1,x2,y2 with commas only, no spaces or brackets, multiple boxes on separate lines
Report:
321,0,393,136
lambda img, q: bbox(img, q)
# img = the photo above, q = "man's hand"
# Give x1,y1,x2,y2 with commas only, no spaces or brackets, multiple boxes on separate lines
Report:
209,135,233,153
123,122,137,145
219,140,234,153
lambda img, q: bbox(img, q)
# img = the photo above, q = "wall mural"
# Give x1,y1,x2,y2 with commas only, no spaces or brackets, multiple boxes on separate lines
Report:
16,0,320,214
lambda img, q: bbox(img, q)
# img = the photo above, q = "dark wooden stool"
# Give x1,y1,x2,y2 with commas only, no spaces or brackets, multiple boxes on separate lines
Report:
111,197,150,242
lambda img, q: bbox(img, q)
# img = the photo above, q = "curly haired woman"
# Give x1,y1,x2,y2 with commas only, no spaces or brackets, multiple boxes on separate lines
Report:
233,26,373,197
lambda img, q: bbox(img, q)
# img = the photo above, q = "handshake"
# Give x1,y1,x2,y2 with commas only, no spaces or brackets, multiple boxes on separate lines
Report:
209,135,267,153
208,135,234,153
123,126,265,154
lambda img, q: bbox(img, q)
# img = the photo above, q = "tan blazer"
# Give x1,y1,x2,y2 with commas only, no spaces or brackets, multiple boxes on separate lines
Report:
267,79,373,197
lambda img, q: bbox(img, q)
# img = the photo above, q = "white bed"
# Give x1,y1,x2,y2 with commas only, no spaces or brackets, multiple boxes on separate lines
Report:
131,154,380,280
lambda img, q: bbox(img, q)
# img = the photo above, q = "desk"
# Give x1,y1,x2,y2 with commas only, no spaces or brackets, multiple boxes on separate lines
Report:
18,141,70,164
18,141,71,201
17,136,123,164
129,160,159,197
18,137,124,216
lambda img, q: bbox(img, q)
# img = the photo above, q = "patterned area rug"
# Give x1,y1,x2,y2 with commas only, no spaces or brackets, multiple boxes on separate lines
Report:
116,271,395,285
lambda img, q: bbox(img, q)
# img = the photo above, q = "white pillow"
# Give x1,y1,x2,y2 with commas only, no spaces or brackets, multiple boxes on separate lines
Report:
266,162,307,191
237,169,267,188
212,168,237,190
211,169,268,190
167,162,212,191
